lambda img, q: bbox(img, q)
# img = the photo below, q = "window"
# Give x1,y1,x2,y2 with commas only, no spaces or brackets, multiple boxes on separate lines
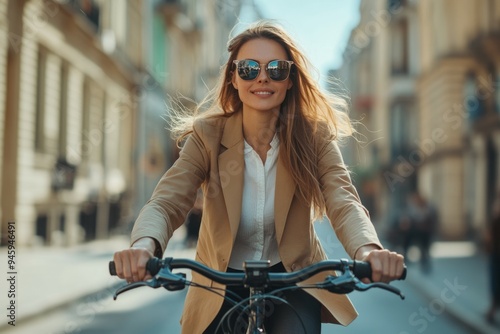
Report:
58,62,68,157
390,102,416,159
391,19,408,75
100,93,107,168
495,73,500,114
151,13,167,85
388,0,407,11
463,72,486,124
35,47,47,152
81,78,90,162
68,0,100,32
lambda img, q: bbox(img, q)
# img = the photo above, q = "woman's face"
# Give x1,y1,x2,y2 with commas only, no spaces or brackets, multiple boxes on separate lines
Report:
232,38,293,115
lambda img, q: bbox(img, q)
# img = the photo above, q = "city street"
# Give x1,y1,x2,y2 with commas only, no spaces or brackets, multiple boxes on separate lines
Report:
8,223,474,334
2,1,499,334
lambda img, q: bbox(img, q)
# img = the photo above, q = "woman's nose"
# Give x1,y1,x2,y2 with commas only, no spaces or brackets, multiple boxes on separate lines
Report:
256,66,269,82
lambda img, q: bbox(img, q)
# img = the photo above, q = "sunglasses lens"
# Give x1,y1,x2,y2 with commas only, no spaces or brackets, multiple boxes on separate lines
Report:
237,60,260,80
267,60,291,81
235,59,292,81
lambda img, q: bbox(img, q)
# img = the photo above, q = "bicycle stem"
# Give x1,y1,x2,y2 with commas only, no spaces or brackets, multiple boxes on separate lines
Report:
246,287,267,334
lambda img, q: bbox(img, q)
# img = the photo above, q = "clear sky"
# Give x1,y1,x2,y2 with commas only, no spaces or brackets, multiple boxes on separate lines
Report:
245,0,361,80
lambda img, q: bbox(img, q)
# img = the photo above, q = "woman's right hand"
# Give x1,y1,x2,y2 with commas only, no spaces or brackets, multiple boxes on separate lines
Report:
113,237,157,282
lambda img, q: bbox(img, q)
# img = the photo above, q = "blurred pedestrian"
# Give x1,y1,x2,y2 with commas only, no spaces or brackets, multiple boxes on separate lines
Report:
386,208,411,252
485,190,500,324
403,191,438,273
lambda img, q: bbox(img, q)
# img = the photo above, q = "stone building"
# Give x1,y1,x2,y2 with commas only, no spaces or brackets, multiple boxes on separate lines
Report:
0,0,146,246
0,0,258,247
335,0,500,240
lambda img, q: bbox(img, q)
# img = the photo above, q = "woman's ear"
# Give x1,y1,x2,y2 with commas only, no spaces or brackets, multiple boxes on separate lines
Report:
287,79,293,90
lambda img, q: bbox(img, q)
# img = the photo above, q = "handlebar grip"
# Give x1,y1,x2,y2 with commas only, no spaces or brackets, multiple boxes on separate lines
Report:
352,261,371,279
108,258,163,277
353,261,407,280
400,266,407,280
109,261,117,276
146,257,162,276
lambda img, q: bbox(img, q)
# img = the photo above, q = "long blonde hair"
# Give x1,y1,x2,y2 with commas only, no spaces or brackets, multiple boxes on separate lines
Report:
171,20,354,218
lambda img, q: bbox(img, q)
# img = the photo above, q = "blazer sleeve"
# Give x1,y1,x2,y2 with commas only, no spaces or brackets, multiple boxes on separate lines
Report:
318,139,383,259
131,122,210,253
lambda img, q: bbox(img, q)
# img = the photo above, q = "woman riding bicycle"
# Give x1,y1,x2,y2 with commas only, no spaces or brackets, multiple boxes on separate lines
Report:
113,20,405,334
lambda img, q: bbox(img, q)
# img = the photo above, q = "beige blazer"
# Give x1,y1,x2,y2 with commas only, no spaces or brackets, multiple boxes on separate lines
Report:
131,110,382,334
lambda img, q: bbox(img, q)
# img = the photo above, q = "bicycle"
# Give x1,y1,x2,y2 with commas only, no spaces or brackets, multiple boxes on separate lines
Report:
109,258,407,333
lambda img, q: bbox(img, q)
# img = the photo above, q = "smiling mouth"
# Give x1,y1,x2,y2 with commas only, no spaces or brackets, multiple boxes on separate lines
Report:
253,91,274,95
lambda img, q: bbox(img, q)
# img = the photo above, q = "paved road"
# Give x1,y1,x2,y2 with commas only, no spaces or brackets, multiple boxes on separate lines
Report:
10,222,474,334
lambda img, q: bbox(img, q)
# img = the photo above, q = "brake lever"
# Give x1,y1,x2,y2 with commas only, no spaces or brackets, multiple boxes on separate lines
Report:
156,268,187,291
322,267,406,300
354,281,406,300
323,271,357,294
113,279,162,300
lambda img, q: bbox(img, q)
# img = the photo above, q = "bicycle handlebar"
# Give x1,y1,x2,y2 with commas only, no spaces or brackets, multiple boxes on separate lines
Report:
109,257,407,284
109,257,407,301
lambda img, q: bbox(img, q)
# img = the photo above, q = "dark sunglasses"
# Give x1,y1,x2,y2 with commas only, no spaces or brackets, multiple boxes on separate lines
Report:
233,59,294,81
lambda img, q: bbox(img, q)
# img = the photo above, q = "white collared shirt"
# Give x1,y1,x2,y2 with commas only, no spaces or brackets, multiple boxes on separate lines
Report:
228,135,281,270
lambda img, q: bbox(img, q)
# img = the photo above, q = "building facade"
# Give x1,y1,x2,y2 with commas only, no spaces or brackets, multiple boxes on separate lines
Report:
0,0,258,247
335,0,500,240
0,0,144,246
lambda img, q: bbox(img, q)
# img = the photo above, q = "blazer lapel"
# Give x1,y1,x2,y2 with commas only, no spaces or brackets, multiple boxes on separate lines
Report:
219,112,245,243
274,152,297,245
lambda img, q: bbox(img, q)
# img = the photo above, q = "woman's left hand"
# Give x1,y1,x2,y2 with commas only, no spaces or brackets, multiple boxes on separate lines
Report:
356,246,405,283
